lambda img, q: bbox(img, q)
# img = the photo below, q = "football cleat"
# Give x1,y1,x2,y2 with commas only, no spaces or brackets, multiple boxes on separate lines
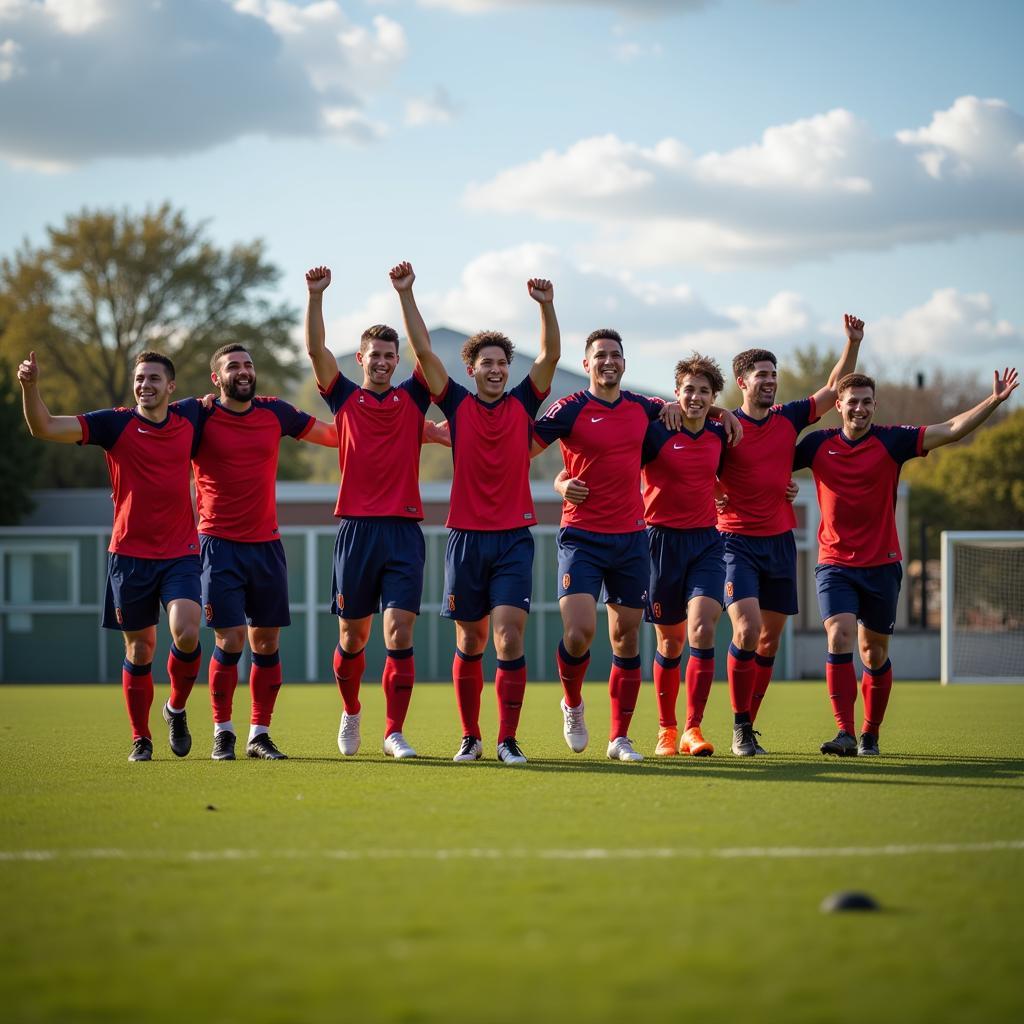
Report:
654,726,679,757
561,698,589,753
128,737,153,762
497,737,528,765
453,736,483,762
212,730,236,761
162,703,192,757
858,732,880,756
246,733,287,760
338,710,362,756
607,736,643,762
820,730,859,757
383,731,417,759
752,729,768,755
679,726,714,757
731,722,757,757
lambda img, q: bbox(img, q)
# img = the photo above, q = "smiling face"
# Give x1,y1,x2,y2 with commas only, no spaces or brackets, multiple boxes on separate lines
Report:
584,337,625,392
838,385,876,437
357,338,400,390
468,345,510,400
676,372,714,425
213,349,256,403
739,360,778,411
134,362,175,413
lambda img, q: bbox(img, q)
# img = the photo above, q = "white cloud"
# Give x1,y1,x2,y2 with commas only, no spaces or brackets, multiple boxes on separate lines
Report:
465,97,1024,267
0,0,408,166
405,85,457,126
416,0,709,13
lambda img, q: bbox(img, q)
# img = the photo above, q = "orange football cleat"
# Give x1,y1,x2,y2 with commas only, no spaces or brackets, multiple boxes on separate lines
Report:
654,726,679,757
679,726,714,757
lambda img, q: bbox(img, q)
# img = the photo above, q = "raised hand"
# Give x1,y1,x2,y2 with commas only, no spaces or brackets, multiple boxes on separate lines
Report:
527,278,553,304
993,367,1019,403
306,266,331,293
17,351,39,386
844,313,865,344
390,261,416,292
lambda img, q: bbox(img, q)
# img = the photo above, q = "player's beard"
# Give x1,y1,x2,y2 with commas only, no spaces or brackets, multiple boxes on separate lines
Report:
224,373,256,402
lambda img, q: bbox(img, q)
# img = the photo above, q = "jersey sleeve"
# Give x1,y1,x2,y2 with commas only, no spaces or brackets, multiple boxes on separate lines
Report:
77,408,130,450
876,425,928,465
641,421,666,466
793,429,827,471
318,370,359,415
434,378,468,422
639,394,666,421
533,393,583,448
170,398,205,456
708,420,729,474
264,398,314,439
779,397,818,432
511,375,548,419
401,371,432,415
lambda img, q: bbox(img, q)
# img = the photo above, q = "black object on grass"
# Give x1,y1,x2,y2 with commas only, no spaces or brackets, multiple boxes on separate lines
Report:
820,891,879,912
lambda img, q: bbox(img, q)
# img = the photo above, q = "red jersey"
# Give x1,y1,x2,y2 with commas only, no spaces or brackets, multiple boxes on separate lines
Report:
78,402,201,559
433,374,548,531
641,419,727,529
192,397,313,543
319,370,430,519
534,389,663,534
794,424,927,567
717,397,819,536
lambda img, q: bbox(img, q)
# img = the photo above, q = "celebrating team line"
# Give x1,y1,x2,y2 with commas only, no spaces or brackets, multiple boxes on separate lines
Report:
16,262,1018,764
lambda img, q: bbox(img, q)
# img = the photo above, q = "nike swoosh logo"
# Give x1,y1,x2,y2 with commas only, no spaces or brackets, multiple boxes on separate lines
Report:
137,428,153,434
828,449,839,454
673,443,685,449
591,417,604,422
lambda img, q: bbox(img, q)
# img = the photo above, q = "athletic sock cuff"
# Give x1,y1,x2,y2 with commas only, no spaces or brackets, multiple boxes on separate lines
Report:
826,652,854,665
170,643,201,662
754,652,776,667
611,653,642,670
251,650,280,668
690,646,715,660
728,643,755,661
213,647,243,666
863,659,892,677
386,647,414,660
557,640,590,666
122,659,152,676
654,651,682,669
455,648,483,663
497,656,526,671
336,644,365,660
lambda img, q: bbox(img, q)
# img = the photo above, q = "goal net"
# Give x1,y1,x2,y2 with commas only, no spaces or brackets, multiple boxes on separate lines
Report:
941,531,1024,684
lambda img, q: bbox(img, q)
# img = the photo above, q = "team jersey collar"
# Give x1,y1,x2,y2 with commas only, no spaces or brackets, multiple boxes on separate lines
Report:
839,425,876,447
678,424,706,440
213,398,256,417
472,390,508,410
132,408,173,429
585,389,622,409
360,386,398,403
734,407,774,427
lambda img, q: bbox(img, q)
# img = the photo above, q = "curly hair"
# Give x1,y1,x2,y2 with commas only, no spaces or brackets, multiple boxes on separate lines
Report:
732,348,777,379
837,372,876,396
360,324,400,352
674,353,725,396
585,328,623,356
461,330,515,366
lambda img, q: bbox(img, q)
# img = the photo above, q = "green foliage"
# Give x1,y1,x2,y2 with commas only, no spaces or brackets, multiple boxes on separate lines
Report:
0,204,303,487
0,360,37,523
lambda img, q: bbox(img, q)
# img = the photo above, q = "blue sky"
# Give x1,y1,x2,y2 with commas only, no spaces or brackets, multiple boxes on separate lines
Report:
1,0,1022,392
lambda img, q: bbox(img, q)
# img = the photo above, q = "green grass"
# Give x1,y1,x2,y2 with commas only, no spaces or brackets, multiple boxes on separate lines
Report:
2,681,1023,1024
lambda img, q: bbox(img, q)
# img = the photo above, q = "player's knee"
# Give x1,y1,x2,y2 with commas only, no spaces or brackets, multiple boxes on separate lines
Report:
563,624,594,656
732,622,759,650
493,624,524,661
172,623,200,652
610,624,640,656
689,622,715,650
826,623,855,653
658,636,685,660
124,638,155,664
757,633,781,657
250,632,279,656
386,622,415,650
859,641,887,669
216,627,246,653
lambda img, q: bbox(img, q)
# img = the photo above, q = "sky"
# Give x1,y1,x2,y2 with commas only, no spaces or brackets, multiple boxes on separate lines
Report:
1,0,1022,393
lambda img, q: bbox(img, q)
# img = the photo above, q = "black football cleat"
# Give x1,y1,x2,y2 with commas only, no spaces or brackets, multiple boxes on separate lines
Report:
857,732,880,756
128,737,153,762
162,703,192,757
246,733,288,760
820,730,859,756
731,721,757,757
212,731,236,761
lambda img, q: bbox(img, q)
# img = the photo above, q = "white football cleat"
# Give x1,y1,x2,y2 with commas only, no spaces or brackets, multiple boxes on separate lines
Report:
453,736,483,762
561,698,589,753
383,731,417,759
606,736,643,762
496,737,528,765
337,711,361,756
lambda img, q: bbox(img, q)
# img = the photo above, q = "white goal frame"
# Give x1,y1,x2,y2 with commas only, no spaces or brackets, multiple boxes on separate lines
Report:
941,531,1024,684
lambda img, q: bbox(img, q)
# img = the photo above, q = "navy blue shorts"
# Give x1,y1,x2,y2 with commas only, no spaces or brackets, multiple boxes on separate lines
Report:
200,536,291,629
443,528,534,622
815,562,903,635
721,531,799,616
103,553,202,632
556,527,648,608
331,517,425,619
645,526,725,625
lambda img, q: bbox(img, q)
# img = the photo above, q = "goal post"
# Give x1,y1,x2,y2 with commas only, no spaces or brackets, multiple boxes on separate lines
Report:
941,531,1024,684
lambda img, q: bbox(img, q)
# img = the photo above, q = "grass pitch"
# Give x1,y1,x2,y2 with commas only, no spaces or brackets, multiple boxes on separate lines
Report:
2,680,1022,1024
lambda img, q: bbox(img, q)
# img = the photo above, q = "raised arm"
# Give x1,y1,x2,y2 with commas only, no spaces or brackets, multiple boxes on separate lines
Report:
17,352,84,443
922,368,1018,452
305,266,340,392
389,261,448,396
527,278,560,393
810,313,864,409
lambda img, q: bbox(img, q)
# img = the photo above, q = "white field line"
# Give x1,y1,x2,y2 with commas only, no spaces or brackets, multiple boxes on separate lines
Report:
1,840,1022,863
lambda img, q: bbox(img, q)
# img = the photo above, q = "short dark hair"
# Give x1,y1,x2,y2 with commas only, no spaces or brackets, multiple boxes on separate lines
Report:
134,351,175,380
209,343,251,373
837,372,876,396
585,328,623,356
674,353,724,396
360,324,400,352
461,331,514,367
732,348,777,379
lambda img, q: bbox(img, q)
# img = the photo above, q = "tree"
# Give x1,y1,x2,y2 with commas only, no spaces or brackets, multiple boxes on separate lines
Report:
0,204,303,487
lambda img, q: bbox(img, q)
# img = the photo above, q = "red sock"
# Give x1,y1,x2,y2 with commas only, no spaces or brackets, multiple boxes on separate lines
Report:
653,652,681,728
496,657,527,741
250,650,282,727
826,653,857,734
209,647,241,724
608,654,642,740
383,647,415,736
333,644,364,715
167,643,201,710
727,643,756,714
861,659,893,736
684,648,715,730
750,653,775,723
121,659,153,740
453,649,484,737
556,639,589,708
